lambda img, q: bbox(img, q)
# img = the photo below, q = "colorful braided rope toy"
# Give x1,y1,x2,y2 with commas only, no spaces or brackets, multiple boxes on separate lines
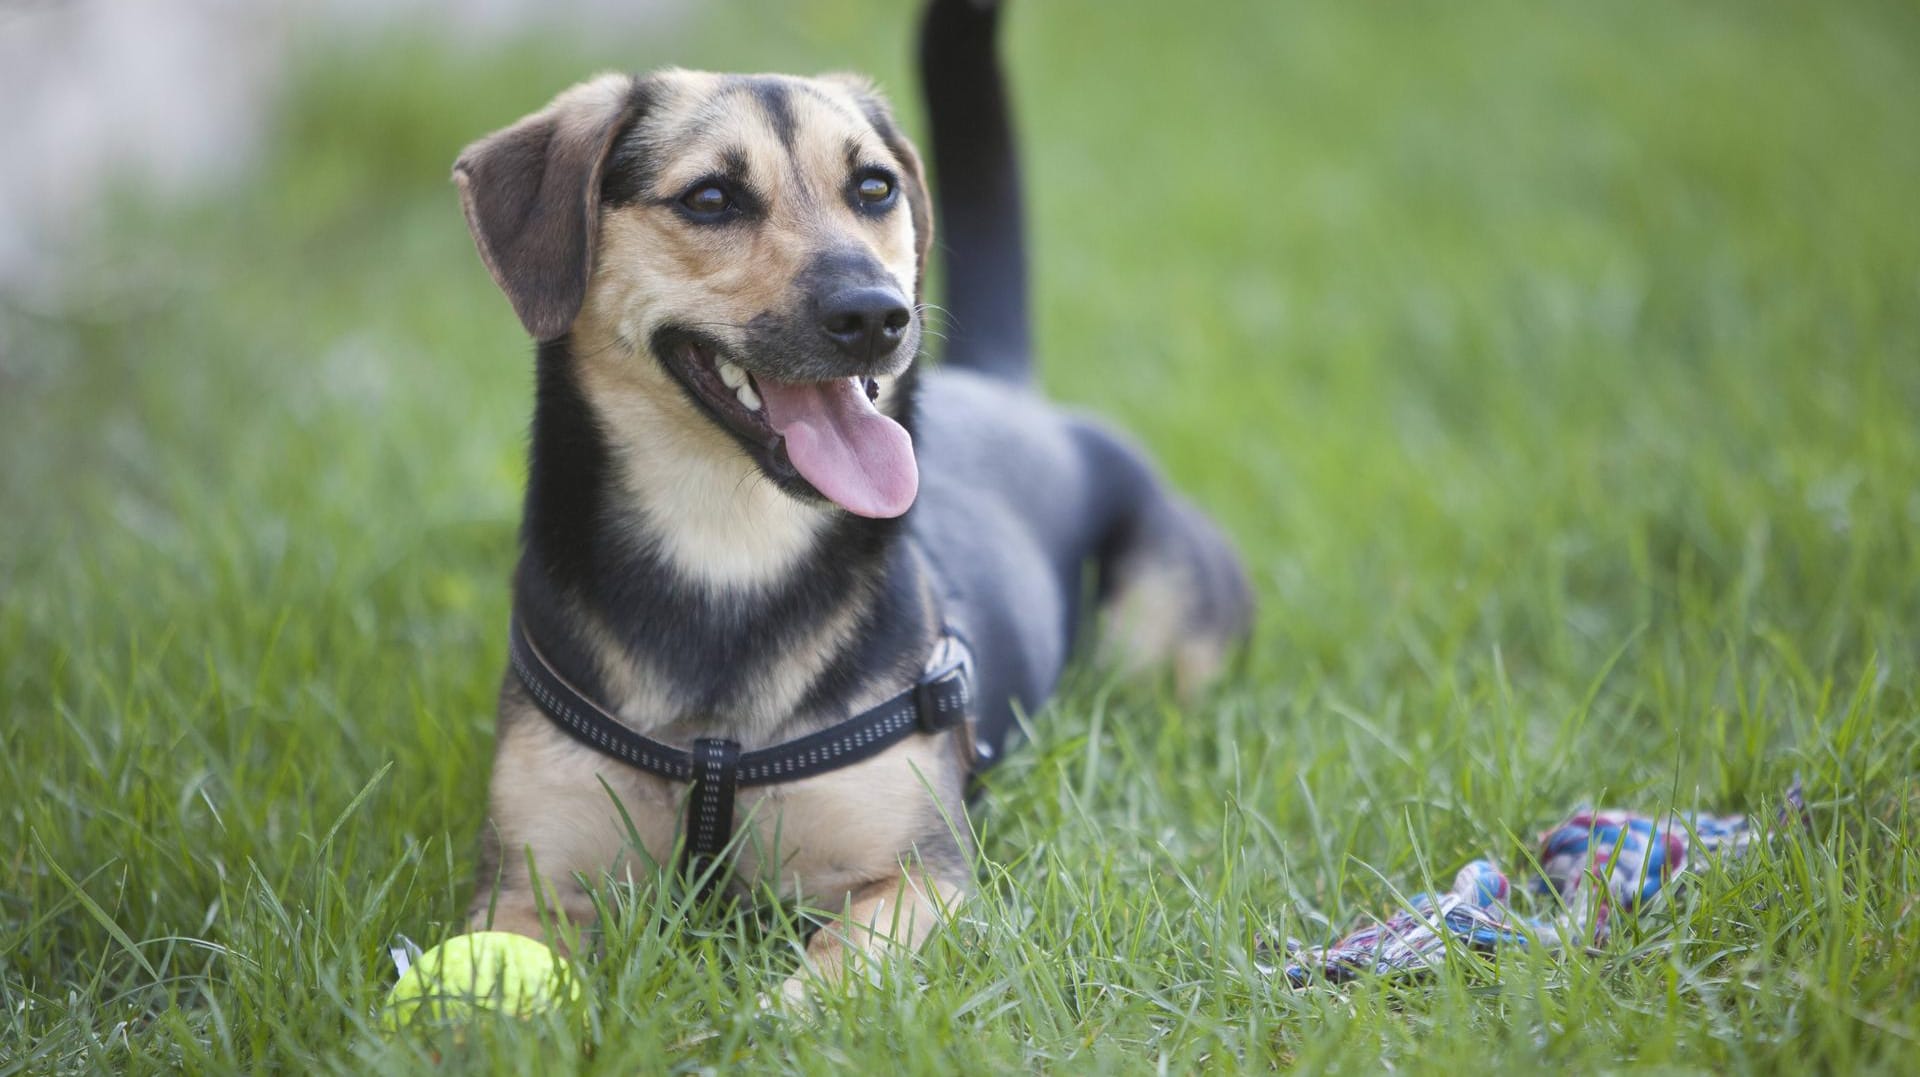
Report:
1276,782,1807,985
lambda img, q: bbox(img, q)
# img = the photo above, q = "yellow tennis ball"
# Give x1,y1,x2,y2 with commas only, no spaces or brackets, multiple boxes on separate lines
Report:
381,932,581,1030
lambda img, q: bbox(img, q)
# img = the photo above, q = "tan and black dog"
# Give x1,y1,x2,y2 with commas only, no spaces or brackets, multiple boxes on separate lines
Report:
454,0,1251,1000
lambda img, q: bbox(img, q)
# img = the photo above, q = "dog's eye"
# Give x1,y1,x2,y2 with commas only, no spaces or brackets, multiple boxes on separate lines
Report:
854,172,896,208
680,182,734,217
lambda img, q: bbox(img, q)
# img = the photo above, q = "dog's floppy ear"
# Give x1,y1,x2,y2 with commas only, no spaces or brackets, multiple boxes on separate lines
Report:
832,77,934,302
453,74,641,342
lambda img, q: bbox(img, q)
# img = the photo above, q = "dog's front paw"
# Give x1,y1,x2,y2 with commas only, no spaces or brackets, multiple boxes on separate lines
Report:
753,970,820,1018
776,972,816,1009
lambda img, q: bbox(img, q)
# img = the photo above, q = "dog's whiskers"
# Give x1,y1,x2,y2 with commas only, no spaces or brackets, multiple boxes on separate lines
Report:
568,334,636,361
914,302,958,336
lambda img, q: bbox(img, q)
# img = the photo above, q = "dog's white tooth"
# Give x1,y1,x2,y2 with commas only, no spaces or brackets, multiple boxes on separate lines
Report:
736,382,762,411
718,360,747,389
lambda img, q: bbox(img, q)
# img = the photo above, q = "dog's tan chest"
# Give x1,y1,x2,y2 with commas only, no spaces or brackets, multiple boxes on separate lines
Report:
729,734,961,902
485,695,962,909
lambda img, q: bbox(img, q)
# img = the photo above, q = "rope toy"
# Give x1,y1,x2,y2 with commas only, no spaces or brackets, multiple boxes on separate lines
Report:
1275,781,1807,985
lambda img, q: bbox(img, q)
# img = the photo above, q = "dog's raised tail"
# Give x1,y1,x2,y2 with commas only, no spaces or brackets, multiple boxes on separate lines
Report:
920,0,1030,383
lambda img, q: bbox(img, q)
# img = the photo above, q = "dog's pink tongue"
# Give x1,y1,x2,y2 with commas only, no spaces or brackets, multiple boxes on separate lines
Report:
759,377,918,518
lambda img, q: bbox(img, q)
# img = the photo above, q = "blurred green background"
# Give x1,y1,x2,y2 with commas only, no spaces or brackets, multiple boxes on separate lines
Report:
3,0,1918,1071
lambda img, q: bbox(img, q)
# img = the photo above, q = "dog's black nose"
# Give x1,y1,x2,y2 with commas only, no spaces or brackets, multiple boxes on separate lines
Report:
818,288,911,363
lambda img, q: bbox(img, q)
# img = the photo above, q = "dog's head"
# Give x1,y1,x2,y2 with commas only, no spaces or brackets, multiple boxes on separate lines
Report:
455,71,932,519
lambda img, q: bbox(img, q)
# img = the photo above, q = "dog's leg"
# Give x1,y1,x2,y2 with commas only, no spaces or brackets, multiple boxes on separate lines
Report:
468,855,598,948
1101,496,1253,695
1073,420,1255,696
777,869,967,1005
466,688,678,950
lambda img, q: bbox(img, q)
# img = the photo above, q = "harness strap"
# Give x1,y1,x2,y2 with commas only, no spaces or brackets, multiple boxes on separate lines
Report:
688,738,740,879
507,617,972,875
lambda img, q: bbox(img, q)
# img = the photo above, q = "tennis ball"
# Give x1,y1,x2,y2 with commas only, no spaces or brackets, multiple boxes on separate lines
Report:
381,931,582,1030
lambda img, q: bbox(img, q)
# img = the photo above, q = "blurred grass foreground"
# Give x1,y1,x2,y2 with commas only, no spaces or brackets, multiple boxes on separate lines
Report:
3,0,1919,1072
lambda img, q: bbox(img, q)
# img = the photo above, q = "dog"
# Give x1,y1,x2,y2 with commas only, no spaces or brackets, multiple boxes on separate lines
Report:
452,0,1251,1001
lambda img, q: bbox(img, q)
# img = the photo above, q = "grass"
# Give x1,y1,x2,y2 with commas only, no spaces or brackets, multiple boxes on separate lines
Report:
3,0,1919,1071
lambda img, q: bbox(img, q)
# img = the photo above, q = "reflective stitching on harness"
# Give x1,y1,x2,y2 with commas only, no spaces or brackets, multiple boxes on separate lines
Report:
510,629,695,780
687,738,739,865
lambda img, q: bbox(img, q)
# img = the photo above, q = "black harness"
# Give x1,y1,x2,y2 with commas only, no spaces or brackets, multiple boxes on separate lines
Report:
507,617,973,878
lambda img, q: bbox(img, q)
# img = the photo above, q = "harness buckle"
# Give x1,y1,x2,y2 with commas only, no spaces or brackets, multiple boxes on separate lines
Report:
913,662,970,734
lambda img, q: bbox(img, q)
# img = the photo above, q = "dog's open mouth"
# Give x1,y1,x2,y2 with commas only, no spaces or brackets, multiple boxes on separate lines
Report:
659,332,919,519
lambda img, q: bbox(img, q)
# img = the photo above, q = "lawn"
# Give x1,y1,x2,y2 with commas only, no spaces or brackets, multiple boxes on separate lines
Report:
4,0,1919,1071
